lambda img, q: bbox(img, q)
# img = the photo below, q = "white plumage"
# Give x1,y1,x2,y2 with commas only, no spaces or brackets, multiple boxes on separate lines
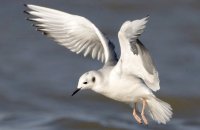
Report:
25,4,117,63
117,16,160,91
25,4,172,125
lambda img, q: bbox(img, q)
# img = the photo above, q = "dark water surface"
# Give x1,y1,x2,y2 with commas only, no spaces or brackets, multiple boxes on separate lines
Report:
0,0,200,130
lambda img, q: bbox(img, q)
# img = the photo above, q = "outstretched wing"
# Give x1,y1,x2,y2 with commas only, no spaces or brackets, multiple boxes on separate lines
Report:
24,4,117,64
115,16,160,91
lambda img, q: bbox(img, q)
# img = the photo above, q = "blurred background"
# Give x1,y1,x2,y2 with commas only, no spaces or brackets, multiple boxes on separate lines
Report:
0,0,199,130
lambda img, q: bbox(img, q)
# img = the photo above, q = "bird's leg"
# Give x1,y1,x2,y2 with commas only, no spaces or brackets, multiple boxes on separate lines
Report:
133,102,142,124
141,99,148,125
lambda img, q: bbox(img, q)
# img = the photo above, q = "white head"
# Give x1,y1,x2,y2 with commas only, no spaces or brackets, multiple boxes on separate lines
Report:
71,71,100,96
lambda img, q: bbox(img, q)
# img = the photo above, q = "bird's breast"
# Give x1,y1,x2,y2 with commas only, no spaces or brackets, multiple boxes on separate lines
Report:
94,74,143,103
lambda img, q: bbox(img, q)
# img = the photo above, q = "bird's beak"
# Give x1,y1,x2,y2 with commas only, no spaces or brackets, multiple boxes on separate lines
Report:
71,88,81,96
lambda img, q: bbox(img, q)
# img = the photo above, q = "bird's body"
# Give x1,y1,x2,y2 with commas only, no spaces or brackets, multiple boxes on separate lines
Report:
92,66,152,104
25,4,172,125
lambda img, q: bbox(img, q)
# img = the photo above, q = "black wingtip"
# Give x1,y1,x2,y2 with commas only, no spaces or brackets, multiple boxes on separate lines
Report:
42,32,48,36
32,24,43,30
24,10,30,15
24,4,28,7
144,15,150,21
26,17,32,21
146,15,150,19
32,23,41,27
35,28,48,35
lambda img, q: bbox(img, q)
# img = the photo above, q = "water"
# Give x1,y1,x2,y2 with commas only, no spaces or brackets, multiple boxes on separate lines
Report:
0,0,200,129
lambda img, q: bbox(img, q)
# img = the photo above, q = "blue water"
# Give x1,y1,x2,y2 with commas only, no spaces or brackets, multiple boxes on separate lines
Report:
0,0,199,129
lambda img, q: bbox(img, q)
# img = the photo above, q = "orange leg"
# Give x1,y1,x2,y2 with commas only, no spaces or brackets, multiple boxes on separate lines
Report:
141,99,148,125
132,102,142,124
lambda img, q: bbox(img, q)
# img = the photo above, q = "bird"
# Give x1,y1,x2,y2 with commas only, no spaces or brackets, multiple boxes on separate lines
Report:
24,4,172,125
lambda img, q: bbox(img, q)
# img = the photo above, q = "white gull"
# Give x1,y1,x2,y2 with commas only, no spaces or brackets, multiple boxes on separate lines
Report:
25,4,172,125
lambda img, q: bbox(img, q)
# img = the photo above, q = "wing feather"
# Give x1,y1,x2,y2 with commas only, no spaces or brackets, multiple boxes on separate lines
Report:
25,4,117,64
116,16,160,91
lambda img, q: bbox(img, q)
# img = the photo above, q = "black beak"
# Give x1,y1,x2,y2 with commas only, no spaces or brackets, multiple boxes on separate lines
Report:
71,88,81,96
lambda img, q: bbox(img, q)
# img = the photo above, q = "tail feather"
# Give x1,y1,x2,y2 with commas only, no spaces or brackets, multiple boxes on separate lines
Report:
146,96,172,124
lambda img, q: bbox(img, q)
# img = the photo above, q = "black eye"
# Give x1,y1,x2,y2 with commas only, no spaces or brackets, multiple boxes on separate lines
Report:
83,82,87,84
92,77,95,82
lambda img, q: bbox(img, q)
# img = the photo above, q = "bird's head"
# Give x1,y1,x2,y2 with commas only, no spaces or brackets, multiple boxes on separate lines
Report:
71,71,99,96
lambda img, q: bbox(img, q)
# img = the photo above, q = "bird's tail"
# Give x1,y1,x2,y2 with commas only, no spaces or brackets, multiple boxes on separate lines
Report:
146,96,172,124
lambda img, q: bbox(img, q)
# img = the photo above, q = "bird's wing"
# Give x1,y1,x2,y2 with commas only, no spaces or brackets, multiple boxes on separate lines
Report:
114,16,160,91
24,4,117,64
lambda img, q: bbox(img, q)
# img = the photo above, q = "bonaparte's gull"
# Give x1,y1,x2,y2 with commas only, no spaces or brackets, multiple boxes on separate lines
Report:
24,4,172,125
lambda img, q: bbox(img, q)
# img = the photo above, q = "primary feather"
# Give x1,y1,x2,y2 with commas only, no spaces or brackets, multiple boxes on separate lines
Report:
25,4,117,65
